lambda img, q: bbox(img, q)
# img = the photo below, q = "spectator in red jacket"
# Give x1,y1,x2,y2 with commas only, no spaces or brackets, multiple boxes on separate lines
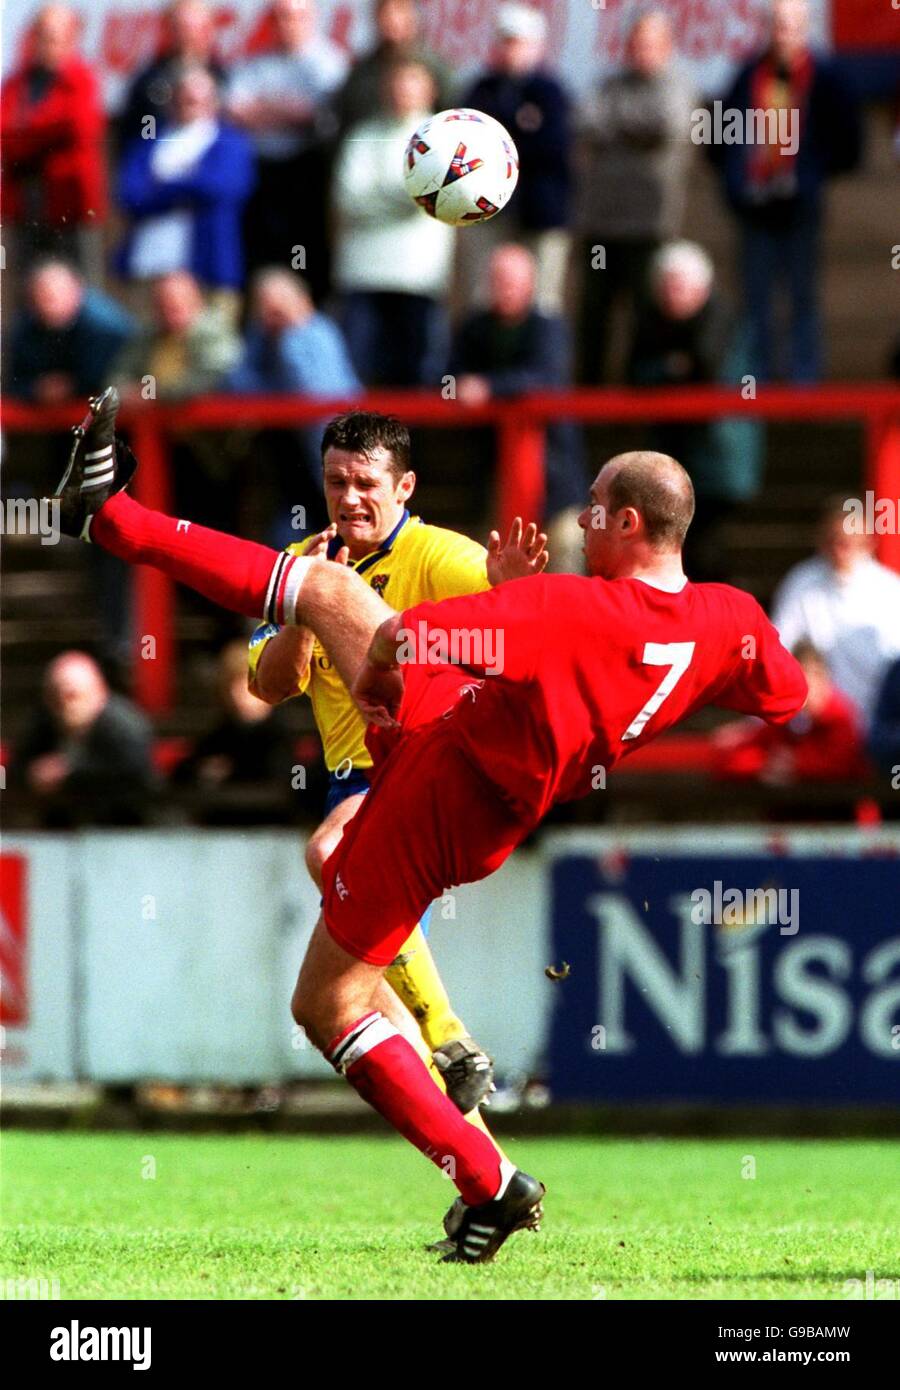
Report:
713,641,870,784
1,5,107,287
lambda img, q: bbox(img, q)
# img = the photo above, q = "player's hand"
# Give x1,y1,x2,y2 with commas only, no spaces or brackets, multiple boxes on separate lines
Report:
27,752,70,794
304,523,349,565
486,517,549,585
352,659,404,730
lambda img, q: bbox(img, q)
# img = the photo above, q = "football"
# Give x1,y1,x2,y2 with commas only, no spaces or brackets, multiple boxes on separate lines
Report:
403,107,519,226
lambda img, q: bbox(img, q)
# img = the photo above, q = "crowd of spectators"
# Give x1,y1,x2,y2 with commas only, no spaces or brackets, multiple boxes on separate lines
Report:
4,0,898,822
4,2,873,416
10,644,308,827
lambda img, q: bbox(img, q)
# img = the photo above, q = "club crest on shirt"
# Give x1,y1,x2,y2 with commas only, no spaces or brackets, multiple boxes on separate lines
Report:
370,573,390,596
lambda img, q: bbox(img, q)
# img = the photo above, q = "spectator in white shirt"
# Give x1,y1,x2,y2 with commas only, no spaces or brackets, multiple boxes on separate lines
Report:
226,0,347,298
332,58,454,386
771,496,900,726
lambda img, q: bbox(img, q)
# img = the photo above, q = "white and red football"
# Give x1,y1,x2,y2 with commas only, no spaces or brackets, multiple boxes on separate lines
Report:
402,108,519,227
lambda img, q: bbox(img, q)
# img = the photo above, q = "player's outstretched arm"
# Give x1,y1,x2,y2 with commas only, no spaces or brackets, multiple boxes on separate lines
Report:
718,606,809,726
253,626,317,705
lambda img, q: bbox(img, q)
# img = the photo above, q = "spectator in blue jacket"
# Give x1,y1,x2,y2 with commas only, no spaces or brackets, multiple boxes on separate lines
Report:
459,3,572,315
226,268,359,397
116,0,227,148
117,66,255,296
9,259,136,402
226,268,360,541
707,0,861,383
869,656,900,783
450,243,585,573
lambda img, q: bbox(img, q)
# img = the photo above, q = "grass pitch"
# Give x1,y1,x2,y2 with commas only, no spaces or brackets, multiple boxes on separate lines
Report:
2,1131,897,1300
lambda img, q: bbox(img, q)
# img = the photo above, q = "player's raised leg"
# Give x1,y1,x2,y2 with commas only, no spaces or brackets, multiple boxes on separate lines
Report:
55,390,395,670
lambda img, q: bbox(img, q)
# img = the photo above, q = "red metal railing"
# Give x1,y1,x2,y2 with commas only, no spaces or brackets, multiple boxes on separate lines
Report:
4,384,899,712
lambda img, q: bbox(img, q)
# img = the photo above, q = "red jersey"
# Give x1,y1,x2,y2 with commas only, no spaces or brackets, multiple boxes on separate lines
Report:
401,573,808,822
1,57,108,227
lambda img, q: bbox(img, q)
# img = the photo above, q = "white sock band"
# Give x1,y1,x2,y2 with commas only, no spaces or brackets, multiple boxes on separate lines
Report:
263,552,313,625
328,1011,398,1074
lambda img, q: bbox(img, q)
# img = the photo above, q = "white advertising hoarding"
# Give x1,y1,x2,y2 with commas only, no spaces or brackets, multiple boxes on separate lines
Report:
2,0,831,106
1,830,548,1083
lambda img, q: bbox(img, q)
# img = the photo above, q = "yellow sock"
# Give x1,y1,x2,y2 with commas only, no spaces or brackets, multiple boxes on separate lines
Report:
385,924,468,1052
385,927,507,1158
403,1007,507,1159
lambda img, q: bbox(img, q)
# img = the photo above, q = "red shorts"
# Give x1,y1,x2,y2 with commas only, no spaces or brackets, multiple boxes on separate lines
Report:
320,663,526,966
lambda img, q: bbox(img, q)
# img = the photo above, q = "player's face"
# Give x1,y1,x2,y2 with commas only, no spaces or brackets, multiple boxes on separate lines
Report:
322,446,415,557
578,467,640,578
578,472,614,577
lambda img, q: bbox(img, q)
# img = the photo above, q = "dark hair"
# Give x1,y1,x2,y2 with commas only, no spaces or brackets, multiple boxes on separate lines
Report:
605,451,695,549
819,493,852,525
320,411,412,480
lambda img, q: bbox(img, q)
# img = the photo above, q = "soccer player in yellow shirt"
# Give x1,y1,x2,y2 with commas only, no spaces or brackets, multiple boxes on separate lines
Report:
248,410,548,1115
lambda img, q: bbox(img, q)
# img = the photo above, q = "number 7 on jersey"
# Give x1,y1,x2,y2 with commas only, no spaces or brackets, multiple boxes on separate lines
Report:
621,641,696,742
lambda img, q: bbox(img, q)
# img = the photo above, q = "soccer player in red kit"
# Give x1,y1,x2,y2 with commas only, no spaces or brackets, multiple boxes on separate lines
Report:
54,389,808,1262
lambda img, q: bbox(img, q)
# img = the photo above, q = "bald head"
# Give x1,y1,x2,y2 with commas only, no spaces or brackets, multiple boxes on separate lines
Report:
627,10,674,77
273,0,316,51
772,0,810,64
165,0,216,58
29,260,84,328
153,270,204,333
251,267,312,333
603,451,695,549
44,652,108,733
32,5,79,69
489,243,537,321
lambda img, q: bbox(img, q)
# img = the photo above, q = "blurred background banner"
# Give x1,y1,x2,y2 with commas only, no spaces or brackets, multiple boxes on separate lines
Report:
4,828,899,1100
0,832,548,1084
832,0,900,51
0,842,79,1081
546,828,900,1104
1,0,837,103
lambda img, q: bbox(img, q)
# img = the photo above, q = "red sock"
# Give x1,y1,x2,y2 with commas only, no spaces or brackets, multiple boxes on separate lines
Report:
328,1012,503,1205
91,491,301,624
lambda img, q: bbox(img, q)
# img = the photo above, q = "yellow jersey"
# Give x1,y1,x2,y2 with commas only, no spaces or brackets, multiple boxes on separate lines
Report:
247,511,490,771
